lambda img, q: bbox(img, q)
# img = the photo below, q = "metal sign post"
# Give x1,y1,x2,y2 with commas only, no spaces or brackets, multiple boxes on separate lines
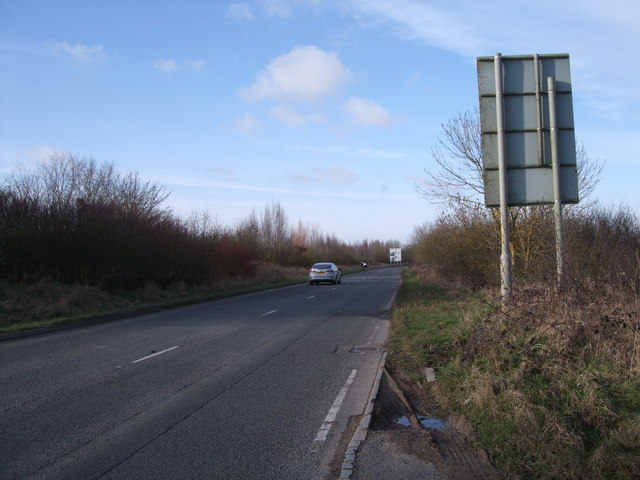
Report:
494,54,513,301
548,76,565,287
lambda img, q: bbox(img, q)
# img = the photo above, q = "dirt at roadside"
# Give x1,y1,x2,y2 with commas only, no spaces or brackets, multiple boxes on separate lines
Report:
354,360,502,480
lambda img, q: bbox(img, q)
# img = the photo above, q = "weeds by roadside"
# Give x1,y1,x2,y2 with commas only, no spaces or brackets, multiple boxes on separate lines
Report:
391,267,640,479
0,263,310,333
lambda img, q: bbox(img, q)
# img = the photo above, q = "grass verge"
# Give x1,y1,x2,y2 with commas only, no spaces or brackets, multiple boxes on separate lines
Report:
0,263,366,334
0,263,312,334
390,268,640,479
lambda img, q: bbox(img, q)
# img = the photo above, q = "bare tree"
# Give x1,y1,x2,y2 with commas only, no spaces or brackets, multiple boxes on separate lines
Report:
260,200,291,263
415,109,604,208
184,209,224,239
10,153,171,217
1,153,177,285
415,110,484,208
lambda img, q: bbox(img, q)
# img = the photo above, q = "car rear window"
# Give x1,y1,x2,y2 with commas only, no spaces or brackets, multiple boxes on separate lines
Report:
313,263,332,269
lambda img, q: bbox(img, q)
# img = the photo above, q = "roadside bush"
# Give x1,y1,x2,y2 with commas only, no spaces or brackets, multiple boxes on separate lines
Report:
409,204,640,295
0,154,261,290
565,205,640,293
410,207,499,289
405,202,640,478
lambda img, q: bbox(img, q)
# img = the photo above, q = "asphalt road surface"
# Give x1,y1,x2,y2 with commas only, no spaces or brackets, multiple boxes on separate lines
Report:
0,266,404,480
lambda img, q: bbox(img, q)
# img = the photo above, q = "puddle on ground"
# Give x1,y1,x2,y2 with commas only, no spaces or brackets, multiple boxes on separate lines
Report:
392,415,448,429
372,370,450,432
417,415,448,430
393,416,412,427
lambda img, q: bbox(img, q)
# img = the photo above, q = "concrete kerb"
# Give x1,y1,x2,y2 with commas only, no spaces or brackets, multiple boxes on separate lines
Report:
339,351,387,479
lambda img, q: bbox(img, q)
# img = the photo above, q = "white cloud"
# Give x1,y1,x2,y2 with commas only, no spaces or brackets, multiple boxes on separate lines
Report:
153,58,205,73
259,0,292,17
227,3,255,20
270,105,325,127
287,143,408,159
231,0,321,20
28,145,68,162
153,58,178,73
341,0,485,56
347,147,407,159
155,173,384,199
234,113,262,134
239,45,352,103
343,97,401,127
342,0,640,119
258,0,325,17
49,42,106,63
291,164,359,184
0,145,69,174
185,59,205,72
207,168,236,180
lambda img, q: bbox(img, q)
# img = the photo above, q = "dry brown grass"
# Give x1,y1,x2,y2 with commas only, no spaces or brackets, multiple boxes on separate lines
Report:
392,267,639,479
0,281,120,326
0,262,313,332
440,281,640,478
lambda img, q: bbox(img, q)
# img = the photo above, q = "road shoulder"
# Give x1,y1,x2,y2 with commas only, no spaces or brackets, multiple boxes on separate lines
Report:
348,359,501,480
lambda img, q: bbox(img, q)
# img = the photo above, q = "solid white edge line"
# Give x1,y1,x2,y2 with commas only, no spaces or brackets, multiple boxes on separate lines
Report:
339,352,387,479
383,289,398,311
131,346,179,364
314,369,358,442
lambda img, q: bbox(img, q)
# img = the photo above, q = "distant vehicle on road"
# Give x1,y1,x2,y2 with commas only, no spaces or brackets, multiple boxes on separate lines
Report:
309,262,342,285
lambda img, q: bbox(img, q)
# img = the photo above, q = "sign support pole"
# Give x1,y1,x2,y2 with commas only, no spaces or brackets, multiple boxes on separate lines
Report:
494,53,513,303
547,76,565,288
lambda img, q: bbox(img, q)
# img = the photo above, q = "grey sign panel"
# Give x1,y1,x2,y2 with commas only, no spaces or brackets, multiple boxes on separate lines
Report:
479,94,575,134
477,54,579,207
481,130,577,169
478,55,573,95
484,166,578,206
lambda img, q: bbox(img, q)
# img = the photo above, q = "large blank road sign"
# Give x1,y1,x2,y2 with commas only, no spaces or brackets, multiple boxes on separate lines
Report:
477,54,579,207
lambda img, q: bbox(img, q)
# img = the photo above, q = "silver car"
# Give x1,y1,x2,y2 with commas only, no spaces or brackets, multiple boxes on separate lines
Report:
309,262,342,285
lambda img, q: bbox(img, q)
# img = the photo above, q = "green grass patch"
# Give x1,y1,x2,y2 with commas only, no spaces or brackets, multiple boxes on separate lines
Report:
390,268,640,479
390,269,492,367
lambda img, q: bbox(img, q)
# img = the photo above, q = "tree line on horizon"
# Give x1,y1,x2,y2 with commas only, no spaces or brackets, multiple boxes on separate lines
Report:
0,154,401,291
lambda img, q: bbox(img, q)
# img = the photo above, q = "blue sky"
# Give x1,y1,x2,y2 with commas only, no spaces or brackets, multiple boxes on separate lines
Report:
1,0,638,244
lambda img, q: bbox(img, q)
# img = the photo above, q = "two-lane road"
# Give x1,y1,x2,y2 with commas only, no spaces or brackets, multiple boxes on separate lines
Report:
0,266,404,480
